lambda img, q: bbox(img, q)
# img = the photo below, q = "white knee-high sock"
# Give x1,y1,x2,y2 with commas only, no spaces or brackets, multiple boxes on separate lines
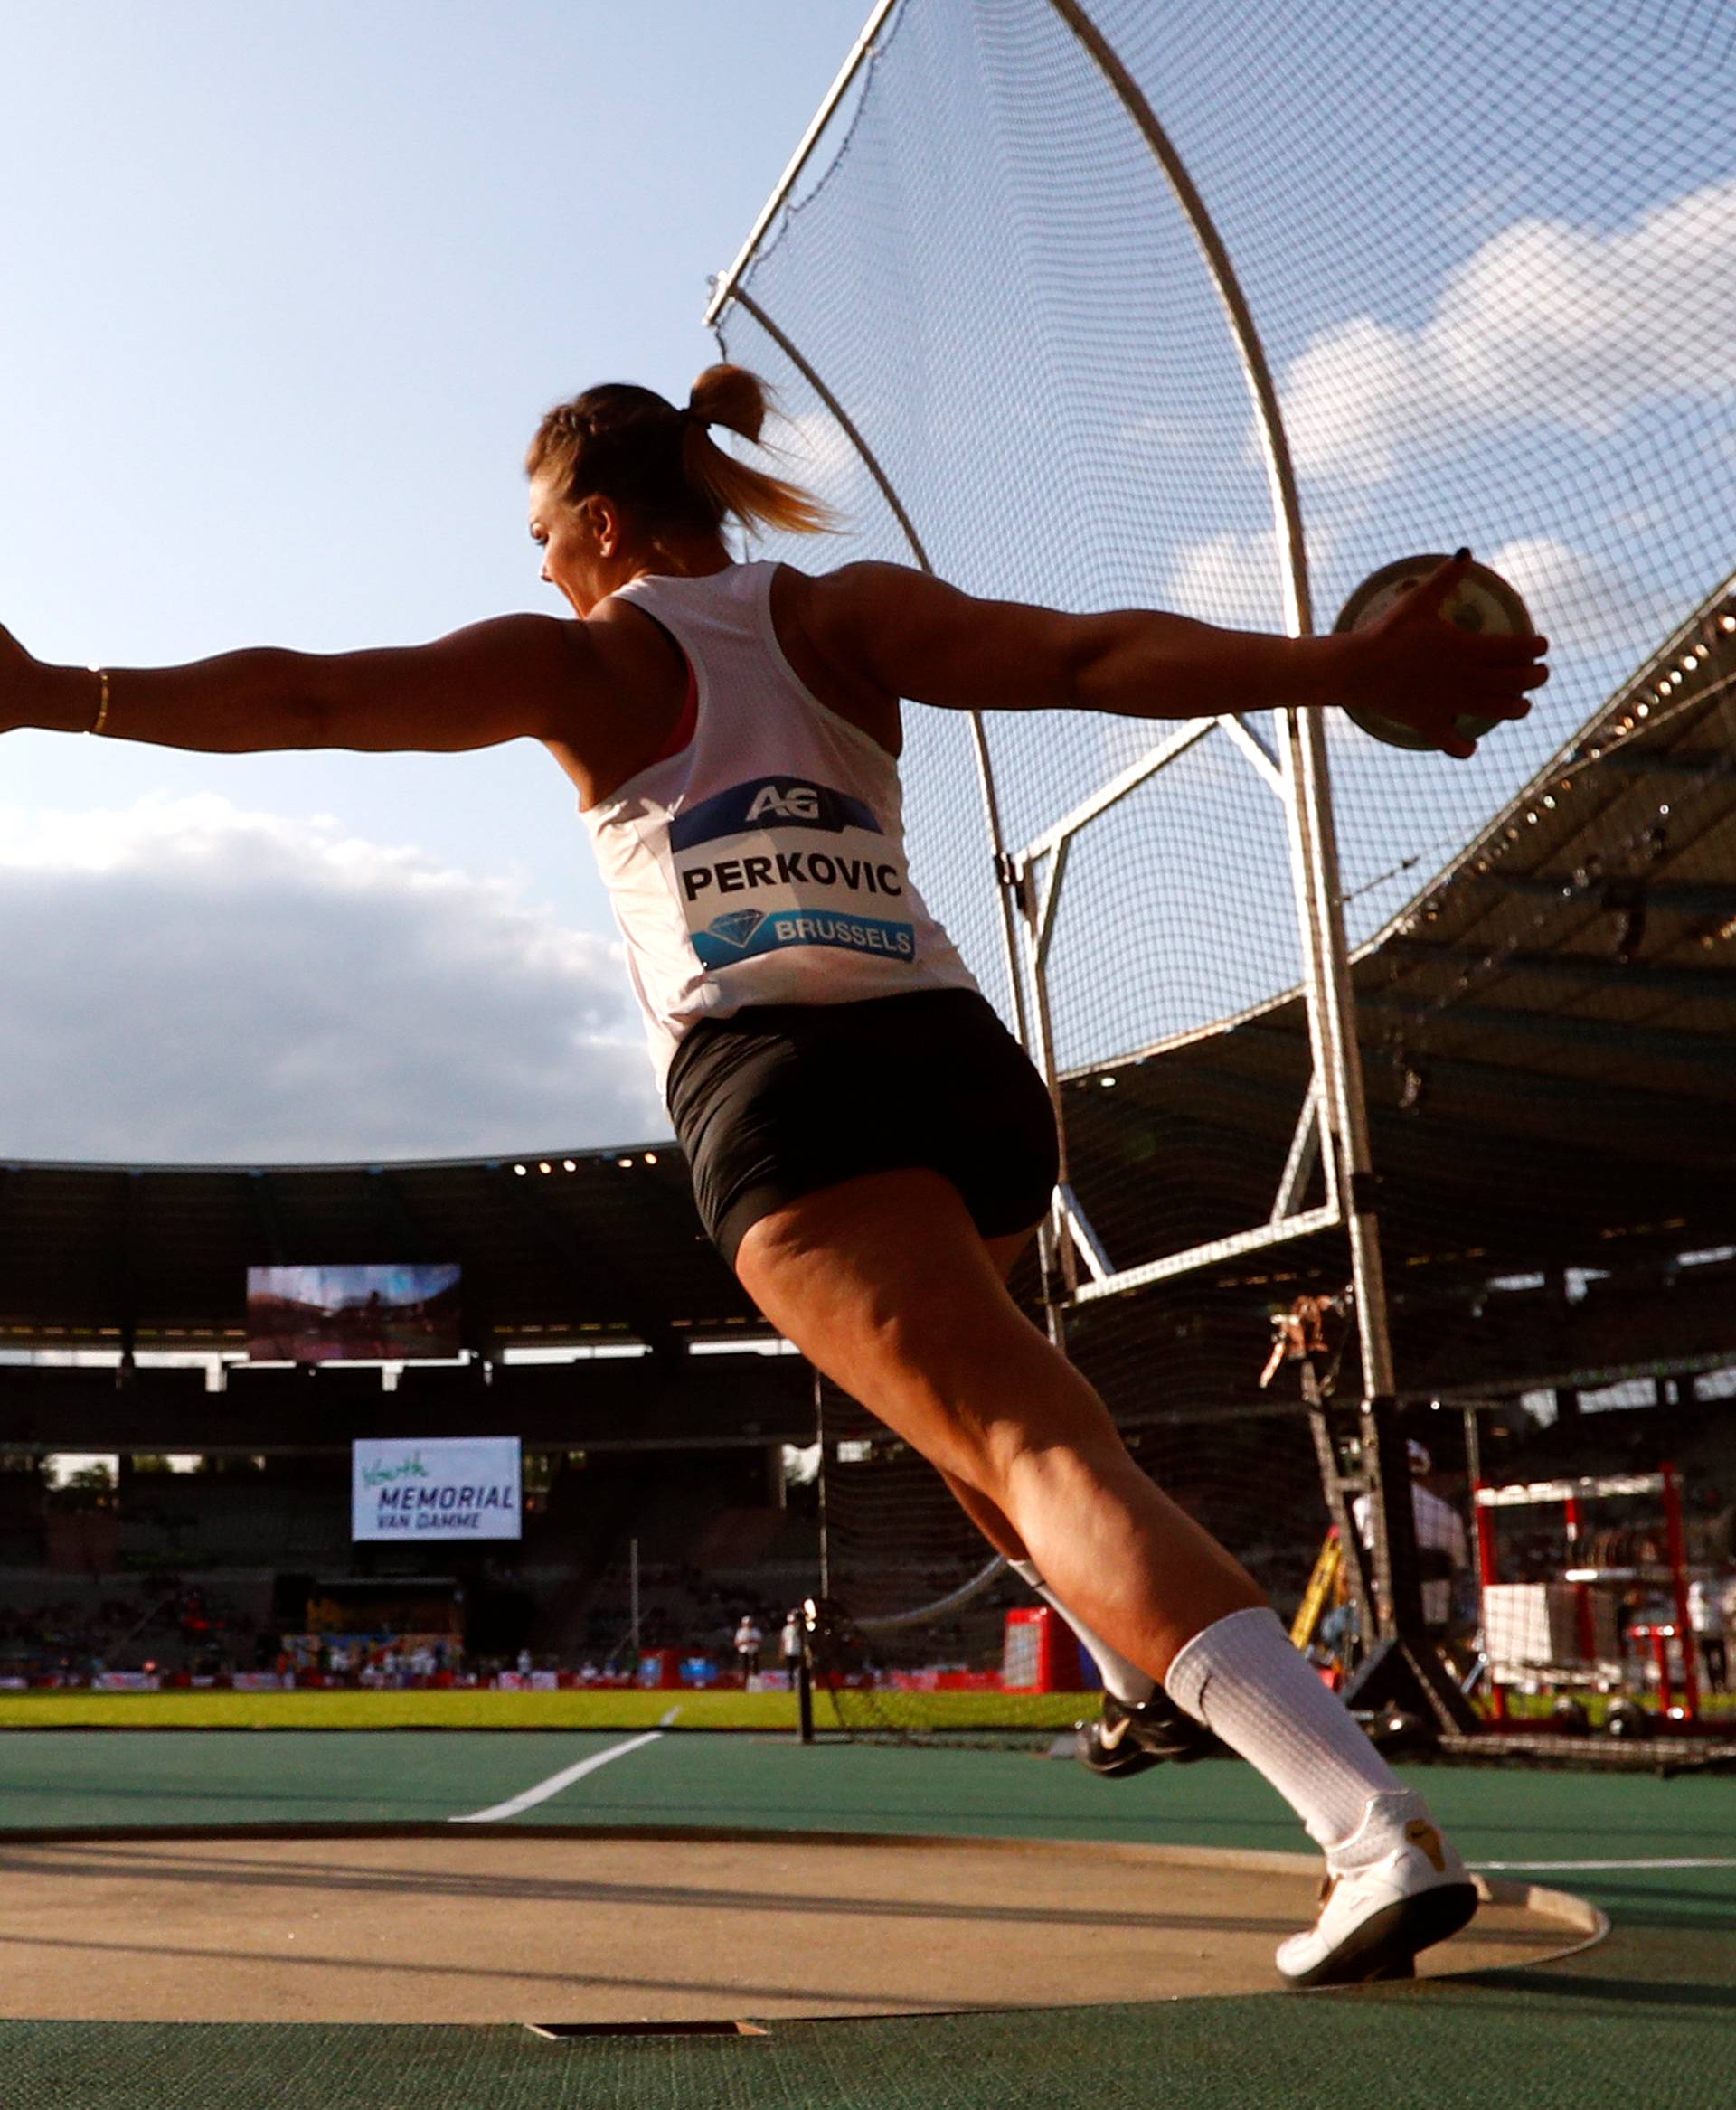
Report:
1165,1606,1407,1850
1008,1558,1156,1707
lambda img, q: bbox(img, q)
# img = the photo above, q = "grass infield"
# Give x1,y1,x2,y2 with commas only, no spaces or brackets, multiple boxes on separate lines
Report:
0,1686,1723,1733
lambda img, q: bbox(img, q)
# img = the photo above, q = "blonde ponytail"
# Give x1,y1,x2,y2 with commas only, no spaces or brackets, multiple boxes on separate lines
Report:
682,364,837,538
526,364,837,542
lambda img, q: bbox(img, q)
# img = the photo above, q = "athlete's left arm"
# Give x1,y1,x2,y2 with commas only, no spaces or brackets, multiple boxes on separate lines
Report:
813,559,1546,760
2,613,599,754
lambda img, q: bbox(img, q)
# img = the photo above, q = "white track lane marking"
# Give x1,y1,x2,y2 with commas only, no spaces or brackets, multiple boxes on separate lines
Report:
449,1730,665,1823
1475,1857,1736,1871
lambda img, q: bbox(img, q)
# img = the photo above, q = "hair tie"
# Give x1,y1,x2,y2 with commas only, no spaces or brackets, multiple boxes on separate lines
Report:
682,404,711,429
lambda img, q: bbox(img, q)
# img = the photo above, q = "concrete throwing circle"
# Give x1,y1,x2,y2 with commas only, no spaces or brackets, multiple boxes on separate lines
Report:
0,1827,1603,2024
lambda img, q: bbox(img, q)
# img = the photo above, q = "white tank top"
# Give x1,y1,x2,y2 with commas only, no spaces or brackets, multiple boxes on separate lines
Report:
581,561,979,1088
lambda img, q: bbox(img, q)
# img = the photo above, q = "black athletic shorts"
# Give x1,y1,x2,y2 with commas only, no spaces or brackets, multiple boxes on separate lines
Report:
665,987,1061,1269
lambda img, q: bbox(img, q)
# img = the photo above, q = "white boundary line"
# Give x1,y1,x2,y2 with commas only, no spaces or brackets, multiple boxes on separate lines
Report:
449,1730,665,1824
1475,1857,1736,1871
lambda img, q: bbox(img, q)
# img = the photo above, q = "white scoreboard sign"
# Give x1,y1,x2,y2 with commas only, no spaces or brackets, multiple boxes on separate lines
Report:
352,1437,522,1542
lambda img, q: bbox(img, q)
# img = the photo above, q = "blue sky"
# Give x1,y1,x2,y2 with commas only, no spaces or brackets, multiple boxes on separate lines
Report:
0,1,870,1156
3,1,870,907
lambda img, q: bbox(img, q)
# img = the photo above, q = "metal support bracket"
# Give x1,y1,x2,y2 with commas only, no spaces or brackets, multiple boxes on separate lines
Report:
1058,1184,1114,1285
1218,711,1287,796
1271,1079,1322,1222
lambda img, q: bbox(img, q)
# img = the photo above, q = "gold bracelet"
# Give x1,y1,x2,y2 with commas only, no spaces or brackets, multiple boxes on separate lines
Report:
89,664,111,736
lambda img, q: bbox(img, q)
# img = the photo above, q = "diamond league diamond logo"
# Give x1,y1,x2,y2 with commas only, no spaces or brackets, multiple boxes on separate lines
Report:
707,908,768,949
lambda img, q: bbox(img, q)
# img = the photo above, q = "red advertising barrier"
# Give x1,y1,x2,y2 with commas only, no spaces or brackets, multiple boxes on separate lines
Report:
1002,1606,1083,1692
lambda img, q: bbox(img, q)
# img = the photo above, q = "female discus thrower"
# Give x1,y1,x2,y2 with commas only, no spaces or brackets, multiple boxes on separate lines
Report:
3,365,1546,1986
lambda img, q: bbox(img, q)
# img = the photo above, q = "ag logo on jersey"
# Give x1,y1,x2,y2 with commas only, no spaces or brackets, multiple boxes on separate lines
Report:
744,783,819,824
669,776,883,853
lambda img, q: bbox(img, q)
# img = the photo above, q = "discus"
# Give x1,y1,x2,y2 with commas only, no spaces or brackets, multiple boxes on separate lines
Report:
1332,554,1533,752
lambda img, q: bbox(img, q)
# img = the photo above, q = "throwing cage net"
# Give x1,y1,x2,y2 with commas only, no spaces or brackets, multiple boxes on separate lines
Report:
808,1376,1326,1739
710,0,1736,1742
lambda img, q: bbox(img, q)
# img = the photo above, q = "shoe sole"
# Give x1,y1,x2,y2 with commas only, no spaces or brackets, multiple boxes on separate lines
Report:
1282,1880,1479,1990
1073,1734,1167,1779
1078,1750,1167,1779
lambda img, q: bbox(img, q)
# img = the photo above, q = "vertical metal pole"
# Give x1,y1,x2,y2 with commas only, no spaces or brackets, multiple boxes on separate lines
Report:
797,1640,816,1746
1461,1403,1482,1493
1277,712,1343,1208
814,1368,832,1600
1661,1463,1699,1718
1304,1374,1375,1645
1294,712,1422,1640
1008,853,1076,1342
1564,1489,1596,1664
629,1538,640,1663
1473,1484,1506,1721
1293,720,1391,1387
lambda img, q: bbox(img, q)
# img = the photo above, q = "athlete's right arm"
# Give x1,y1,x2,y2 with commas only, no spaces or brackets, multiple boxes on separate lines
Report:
810,560,1340,721
811,559,1544,758
0,614,601,754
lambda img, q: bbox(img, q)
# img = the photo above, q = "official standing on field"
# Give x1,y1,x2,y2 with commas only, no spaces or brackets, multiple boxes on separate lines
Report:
779,1609,805,1680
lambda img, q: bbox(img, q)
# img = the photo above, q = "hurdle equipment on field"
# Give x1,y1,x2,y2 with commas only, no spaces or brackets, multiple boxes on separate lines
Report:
1474,1465,1699,1724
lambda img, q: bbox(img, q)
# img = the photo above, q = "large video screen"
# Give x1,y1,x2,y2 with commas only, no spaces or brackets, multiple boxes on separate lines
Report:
246,1263,462,1363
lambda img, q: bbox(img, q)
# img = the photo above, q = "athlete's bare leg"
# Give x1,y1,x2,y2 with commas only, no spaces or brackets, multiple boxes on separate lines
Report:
741,1166,1475,1983
734,1168,1262,1681
931,1227,1037,1563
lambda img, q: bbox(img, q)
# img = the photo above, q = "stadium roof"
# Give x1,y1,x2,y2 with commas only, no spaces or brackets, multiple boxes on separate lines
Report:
0,1145,760,1356
1067,568,1735,1253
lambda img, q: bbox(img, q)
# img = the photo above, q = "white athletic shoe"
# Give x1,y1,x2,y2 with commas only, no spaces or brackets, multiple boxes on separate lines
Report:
1276,1789,1478,1989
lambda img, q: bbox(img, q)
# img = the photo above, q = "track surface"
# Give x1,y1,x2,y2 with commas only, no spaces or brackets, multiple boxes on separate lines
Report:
0,1730,1728,2107
0,1831,1584,2021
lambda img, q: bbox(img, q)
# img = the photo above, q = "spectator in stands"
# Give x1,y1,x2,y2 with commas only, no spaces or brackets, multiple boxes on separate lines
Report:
5,369,1539,1992
733,1614,763,1683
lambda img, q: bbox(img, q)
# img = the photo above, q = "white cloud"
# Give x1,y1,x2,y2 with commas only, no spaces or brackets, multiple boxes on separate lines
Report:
1165,529,1289,633
1159,522,1666,679
1485,536,1681,657
1278,174,1736,485
0,795,665,1162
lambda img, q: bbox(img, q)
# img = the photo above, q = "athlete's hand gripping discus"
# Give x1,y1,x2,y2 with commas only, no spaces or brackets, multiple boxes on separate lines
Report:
1332,551,1548,758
